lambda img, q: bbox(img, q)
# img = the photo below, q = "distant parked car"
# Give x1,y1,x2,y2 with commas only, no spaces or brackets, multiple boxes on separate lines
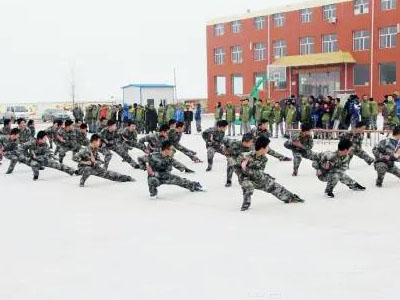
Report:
42,109,72,122
4,105,29,121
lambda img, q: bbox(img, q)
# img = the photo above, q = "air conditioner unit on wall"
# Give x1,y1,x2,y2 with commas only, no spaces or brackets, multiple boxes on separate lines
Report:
328,17,337,24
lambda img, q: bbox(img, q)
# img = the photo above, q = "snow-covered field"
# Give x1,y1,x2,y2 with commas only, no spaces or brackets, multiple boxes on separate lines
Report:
1,116,400,300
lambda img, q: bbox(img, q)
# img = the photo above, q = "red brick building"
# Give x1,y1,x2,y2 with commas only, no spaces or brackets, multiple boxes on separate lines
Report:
206,0,400,111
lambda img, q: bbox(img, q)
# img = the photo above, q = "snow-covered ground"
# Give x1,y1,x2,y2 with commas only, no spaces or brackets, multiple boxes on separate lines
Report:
1,116,400,300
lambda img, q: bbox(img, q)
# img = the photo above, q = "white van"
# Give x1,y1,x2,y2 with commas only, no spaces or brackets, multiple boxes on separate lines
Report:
4,105,30,121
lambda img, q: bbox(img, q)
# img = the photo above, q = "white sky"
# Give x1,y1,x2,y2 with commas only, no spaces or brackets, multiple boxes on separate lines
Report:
0,0,299,103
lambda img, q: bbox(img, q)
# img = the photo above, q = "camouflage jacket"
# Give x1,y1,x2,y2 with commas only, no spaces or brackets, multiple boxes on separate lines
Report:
250,128,271,141
0,136,20,154
138,152,186,177
57,128,78,148
99,128,119,147
0,126,11,136
97,123,107,134
45,126,58,140
119,128,138,145
372,138,400,165
138,133,167,152
75,130,89,147
223,138,252,158
292,132,314,152
202,127,225,146
73,145,103,167
21,139,53,162
235,151,268,184
168,129,182,145
311,151,349,173
19,127,32,144
340,132,364,152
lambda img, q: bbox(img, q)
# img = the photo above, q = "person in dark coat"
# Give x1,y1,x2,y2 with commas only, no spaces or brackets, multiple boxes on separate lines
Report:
145,105,158,134
184,105,194,134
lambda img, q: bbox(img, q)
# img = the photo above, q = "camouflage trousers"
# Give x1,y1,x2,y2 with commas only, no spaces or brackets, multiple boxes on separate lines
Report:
206,145,225,169
374,162,400,184
317,170,357,193
267,147,286,161
348,149,375,166
4,153,31,173
226,157,236,182
292,150,311,171
241,174,294,205
58,145,81,163
31,159,75,177
175,144,199,162
148,173,197,196
78,165,132,185
101,145,138,170
123,141,147,153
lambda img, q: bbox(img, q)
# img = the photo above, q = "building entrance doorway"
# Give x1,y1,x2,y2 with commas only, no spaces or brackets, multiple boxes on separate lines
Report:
298,70,340,97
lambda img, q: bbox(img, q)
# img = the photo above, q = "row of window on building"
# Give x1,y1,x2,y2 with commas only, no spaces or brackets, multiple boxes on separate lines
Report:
214,27,398,65
213,62,397,95
214,0,397,36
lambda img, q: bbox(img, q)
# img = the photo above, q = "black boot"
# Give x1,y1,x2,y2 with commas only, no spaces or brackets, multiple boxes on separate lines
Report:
325,191,334,198
241,196,251,211
33,174,39,181
376,179,383,187
225,180,232,187
350,183,366,191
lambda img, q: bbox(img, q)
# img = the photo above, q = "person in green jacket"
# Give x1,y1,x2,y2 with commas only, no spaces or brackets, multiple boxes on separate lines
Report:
254,99,263,126
239,98,251,135
166,104,175,123
272,102,284,138
262,100,274,133
369,97,378,130
285,103,296,136
300,97,311,125
157,103,166,127
383,95,399,130
361,95,371,129
225,102,236,136
136,105,145,134
214,102,223,126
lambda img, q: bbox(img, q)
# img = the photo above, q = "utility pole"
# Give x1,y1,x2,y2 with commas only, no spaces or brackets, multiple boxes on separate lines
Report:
173,68,177,104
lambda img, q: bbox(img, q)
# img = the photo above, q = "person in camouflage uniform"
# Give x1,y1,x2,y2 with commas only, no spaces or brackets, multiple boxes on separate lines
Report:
138,140,202,198
0,129,31,174
284,123,314,176
73,134,134,187
138,124,170,154
96,117,108,134
45,119,63,149
75,123,89,151
119,120,146,152
222,133,253,187
236,136,304,211
202,120,228,172
250,119,292,162
27,119,36,139
340,121,374,167
17,118,32,143
311,139,366,198
382,95,399,130
21,131,76,180
56,120,80,163
0,119,12,136
169,122,201,163
372,126,400,187
99,120,140,170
